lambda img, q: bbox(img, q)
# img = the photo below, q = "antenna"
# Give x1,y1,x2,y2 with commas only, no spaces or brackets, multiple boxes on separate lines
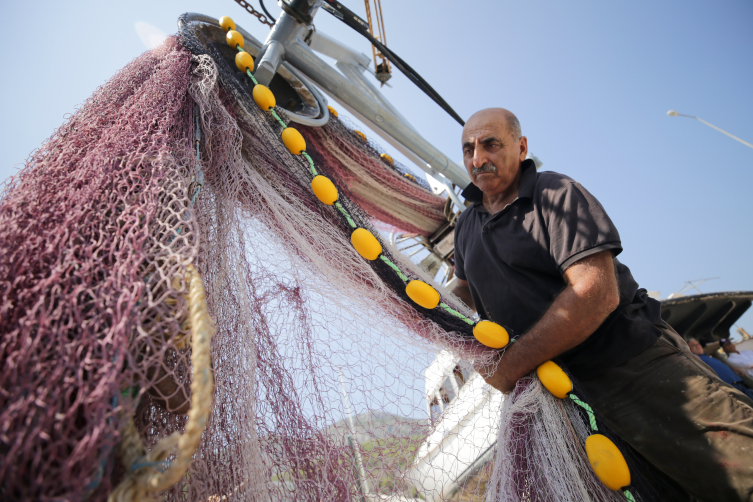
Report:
363,0,391,85
666,277,719,299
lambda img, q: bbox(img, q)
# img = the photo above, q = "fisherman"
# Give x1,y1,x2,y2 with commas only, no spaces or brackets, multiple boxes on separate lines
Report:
722,338,753,379
451,107,753,501
687,338,753,399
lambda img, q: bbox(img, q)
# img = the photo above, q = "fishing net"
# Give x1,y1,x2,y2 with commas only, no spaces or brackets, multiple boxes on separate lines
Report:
0,15,685,502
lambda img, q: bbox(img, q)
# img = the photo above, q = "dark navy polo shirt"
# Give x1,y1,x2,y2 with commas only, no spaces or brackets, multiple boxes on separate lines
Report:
454,159,663,379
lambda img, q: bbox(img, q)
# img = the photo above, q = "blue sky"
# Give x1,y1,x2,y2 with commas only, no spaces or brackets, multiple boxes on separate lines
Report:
1,0,752,332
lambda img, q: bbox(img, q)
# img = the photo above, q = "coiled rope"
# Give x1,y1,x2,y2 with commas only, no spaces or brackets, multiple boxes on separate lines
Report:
108,264,215,502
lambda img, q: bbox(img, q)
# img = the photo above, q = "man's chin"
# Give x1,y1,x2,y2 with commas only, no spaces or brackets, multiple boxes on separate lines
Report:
474,173,497,189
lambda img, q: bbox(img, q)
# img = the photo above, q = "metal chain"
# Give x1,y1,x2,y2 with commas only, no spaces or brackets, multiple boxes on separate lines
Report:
233,0,275,27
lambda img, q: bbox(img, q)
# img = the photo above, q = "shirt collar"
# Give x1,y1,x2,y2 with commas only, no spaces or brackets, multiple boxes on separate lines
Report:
460,158,537,205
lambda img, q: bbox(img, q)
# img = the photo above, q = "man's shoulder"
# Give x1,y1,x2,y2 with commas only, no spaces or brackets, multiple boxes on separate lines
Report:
699,354,723,367
534,170,577,194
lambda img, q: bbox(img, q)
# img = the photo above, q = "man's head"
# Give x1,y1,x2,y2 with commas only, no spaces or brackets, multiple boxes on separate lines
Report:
687,338,704,355
461,108,528,197
721,339,738,354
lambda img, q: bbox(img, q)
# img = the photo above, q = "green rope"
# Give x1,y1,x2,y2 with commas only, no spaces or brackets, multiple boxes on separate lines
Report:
624,490,635,502
379,256,408,282
335,202,357,228
245,68,258,85
439,303,475,325
270,109,288,129
302,152,318,176
569,394,598,431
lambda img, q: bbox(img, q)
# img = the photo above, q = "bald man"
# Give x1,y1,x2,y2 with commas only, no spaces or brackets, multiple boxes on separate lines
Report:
451,108,753,501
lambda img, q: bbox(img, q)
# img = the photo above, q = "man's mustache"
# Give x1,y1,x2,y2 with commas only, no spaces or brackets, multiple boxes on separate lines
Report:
472,163,497,176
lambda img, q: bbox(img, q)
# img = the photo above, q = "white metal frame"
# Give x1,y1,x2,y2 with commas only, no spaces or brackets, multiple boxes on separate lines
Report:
249,3,471,205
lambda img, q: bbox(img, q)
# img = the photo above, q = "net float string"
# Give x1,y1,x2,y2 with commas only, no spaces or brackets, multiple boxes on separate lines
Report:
537,361,636,501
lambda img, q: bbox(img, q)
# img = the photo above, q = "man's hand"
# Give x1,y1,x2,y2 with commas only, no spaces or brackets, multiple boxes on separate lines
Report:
478,250,620,393
475,352,518,394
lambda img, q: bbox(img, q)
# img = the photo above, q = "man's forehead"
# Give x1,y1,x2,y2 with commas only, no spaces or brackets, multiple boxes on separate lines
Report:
462,123,508,144
462,111,513,143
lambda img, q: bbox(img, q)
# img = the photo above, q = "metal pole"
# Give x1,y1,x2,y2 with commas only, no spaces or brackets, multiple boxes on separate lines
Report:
285,39,471,187
668,111,753,150
338,368,369,498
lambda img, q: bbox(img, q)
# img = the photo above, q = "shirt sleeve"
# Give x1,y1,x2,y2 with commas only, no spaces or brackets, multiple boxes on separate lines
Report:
727,353,753,370
546,181,623,275
453,215,467,281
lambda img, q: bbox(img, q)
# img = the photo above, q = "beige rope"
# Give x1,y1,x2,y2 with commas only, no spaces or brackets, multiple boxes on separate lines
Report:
109,264,215,502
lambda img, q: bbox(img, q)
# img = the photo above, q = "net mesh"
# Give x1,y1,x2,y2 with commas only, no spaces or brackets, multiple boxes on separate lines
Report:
0,28,684,502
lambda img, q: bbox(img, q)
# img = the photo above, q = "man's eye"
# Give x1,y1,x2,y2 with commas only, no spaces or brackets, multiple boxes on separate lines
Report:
463,148,473,156
486,143,501,151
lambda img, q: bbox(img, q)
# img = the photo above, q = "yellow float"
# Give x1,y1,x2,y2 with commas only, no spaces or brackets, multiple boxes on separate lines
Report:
282,128,306,155
252,85,276,111
311,175,338,205
405,280,440,309
219,16,236,32
585,434,631,490
351,228,382,260
536,360,573,399
226,30,244,49
235,51,254,73
472,320,509,349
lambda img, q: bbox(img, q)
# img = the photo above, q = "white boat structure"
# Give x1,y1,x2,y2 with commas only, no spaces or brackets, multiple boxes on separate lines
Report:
403,351,502,501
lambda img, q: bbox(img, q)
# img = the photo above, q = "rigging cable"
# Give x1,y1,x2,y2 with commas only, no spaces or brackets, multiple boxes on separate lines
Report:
258,0,276,25
321,0,465,126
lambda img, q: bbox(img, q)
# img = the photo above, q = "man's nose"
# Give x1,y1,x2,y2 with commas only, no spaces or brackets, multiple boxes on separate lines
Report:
472,142,486,168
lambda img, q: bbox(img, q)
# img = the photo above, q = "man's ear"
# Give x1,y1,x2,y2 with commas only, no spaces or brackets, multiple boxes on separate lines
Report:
518,136,528,162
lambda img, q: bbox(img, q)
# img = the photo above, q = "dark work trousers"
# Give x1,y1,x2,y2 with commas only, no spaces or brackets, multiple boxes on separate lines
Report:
579,325,753,502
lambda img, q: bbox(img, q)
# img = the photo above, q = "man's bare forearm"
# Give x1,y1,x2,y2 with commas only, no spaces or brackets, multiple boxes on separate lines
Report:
481,250,619,392
451,278,476,312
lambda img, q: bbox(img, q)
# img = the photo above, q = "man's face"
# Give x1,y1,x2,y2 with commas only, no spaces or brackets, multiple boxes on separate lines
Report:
461,111,528,196
723,342,737,353
687,339,703,355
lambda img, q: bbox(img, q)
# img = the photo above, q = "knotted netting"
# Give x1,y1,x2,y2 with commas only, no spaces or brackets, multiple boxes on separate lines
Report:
1,20,686,502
